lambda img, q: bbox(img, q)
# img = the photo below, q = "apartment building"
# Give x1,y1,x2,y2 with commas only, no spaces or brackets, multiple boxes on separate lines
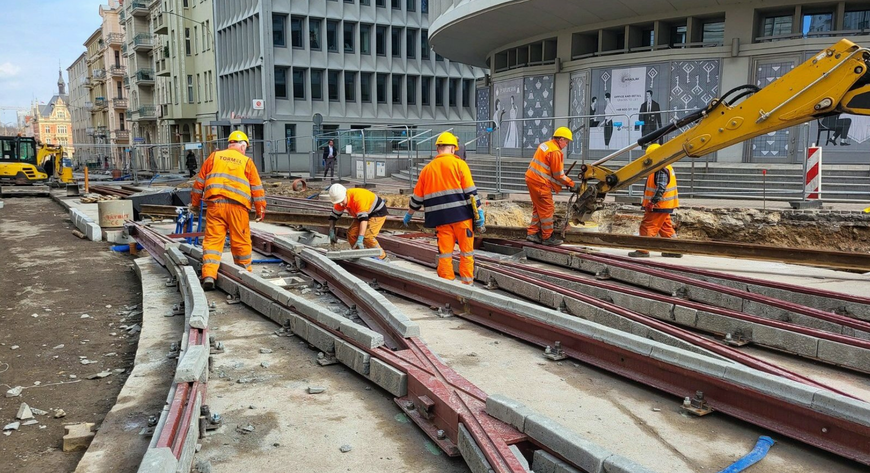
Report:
67,53,90,162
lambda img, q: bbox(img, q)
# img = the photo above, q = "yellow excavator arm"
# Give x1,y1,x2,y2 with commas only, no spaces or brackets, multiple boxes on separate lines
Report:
571,39,870,223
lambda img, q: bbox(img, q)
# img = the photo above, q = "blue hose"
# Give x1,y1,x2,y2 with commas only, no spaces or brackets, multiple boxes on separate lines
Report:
252,258,283,264
110,244,143,253
718,436,775,473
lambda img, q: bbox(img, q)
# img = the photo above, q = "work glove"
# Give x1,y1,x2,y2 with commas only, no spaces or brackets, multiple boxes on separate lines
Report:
474,209,485,228
353,235,365,249
571,182,582,192
402,212,413,227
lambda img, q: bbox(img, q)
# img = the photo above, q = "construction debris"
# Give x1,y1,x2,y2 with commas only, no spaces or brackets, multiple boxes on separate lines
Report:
5,386,22,398
16,403,33,420
63,422,96,452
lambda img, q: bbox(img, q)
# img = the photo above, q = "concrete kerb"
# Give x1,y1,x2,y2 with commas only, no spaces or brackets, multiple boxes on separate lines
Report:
68,207,103,242
137,447,178,473
174,345,209,384
457,423,496,473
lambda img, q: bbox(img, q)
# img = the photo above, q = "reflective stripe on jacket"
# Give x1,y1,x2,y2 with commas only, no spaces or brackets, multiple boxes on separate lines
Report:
191,149,266,214
330,188,387,221
524,139,574,193
411,153,480,228
642,165,679,211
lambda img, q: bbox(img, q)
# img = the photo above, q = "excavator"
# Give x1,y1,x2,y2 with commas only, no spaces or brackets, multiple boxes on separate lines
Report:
0,137,72,196
568,38,870,225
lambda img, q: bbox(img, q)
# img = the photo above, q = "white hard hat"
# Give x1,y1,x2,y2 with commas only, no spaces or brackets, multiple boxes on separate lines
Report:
328,183,347,204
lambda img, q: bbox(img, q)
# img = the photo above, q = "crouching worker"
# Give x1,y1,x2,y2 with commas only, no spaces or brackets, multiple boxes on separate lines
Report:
327,184,388,259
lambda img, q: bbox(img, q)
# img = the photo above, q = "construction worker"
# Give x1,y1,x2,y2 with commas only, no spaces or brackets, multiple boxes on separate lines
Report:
628,143,681,258
403,132,483,285
328,184,388,259
191,130,266,290
525,127,580,246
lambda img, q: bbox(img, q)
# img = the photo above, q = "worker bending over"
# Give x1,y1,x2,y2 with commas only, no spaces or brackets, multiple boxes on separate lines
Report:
328,184,388,259
191,130,266,290
525,127,580,246
628,143,682,258
404,132,484,284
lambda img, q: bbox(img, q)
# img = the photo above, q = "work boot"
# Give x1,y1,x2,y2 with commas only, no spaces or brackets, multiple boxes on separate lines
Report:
627,251,650,258
202,277,215,291
661,253,683,258
526,233,543,244
541,235,563,246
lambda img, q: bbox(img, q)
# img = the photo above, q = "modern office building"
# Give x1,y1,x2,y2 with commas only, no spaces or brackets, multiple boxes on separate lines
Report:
213,0,485,172
430,0,870,164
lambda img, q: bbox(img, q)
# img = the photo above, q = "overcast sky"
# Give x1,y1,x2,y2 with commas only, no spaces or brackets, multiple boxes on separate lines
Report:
0,0,105,125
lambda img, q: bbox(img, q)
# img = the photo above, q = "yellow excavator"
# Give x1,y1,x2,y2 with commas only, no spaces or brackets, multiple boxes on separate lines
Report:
0,136,72,196
569,38,870,224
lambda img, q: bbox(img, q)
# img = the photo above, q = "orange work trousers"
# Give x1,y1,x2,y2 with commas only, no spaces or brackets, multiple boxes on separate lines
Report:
347,216,387,259
527,179,556,239
636,211,676,254
201,200,253,279
436,219,475,284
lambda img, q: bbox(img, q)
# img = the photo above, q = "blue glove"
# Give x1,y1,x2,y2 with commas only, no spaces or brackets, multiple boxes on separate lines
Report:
354,235,365,249
402,212,413,227
474,209,485,227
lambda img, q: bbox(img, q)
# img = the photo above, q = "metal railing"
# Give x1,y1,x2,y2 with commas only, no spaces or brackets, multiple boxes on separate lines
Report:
106,32,124,46
136,69,155,82
133,33,154,48
113,98,128,109
110,65,126,76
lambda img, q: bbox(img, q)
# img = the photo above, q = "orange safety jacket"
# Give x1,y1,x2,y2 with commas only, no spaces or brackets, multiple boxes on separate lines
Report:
191,149,266,215
642,165,679,212
410,153,480,228
525,139,575,193
330,188,388,221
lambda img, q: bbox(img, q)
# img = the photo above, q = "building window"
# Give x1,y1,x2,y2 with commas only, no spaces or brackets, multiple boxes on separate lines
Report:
421,0,428,14
187,75,194,103
327,20,339,52
421,76,430,106
57,111,65,119
311,69,324,100
328,70,340,101
275,67,287,98
344,0,354,3
360,24,372,55
391,75,402,104
293,69,305,99
376,0,385,7
462,79,472,108
391,27,402,58
406,0,415,12
435,78,444,106
360,73,372,102
194,26,199,54
435,52,443,62
343,22,355,53
376,26,386,56
290,16,303,48
761,14,793,38
803,12,833,36
360,0,369,5
391,0,400,10
183,0,188,7
310,18,322,50
197,73,202,103
406,76,416,105
272,13,287,48
701,20,725,44
58,125,67,134
421,29,429,59
376,73,387,103
345,72,356,102
844,9,870,30
641,27,655,47
285,124,296,152
185,28,191,55
406,29,416,59
448,79,457,106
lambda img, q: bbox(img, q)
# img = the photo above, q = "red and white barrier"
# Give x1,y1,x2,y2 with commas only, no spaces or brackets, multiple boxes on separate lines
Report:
805,146,822,199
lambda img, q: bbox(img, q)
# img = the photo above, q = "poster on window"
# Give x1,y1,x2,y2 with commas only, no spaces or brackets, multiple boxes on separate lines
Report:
589,64,667,150
476,87,491,152
568,71,588,157
492,78,524,152
523,75,555,150
750,61,796,161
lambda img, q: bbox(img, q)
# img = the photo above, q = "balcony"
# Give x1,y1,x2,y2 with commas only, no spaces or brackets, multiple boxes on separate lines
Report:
130,2,149,17
123,76,130,88
153,11,167,34
113,130,130,141
113,98,129,109
86,127,95,136
95,126,109,137
92,68,107,83
110,65,126,77
121,43,127,54
132,33,154,52
92,97,108,111
135,68,155,85
119,10,126,22
135,105,157,121
84,77,94,89
155,46,170,76
106,32,124,47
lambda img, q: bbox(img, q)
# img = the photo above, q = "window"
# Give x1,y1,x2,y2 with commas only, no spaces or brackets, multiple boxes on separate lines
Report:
360,24,372,55
391,75,402,104
327,20,339,52
187,75,194,103
406,76,416,105
285,124,296,152
344,0,354,3
185,28,191,55
311,70,324,100
183,0,188,6
376,73,387,103
669,24,687,46
345,72,356,101
58,125,67,134
290,16,303,48
435,78,444,106
310,18,322,50
360,0,369,5
701,20,725,44
406,29,416,59
391,0,400,9
421,29,429,59
293,69,305,99
435,52,443,62
391,27,403,57
421,76,430,106
196,73,201,102
119,113,125,130
803,13,833,36
421,0,428,14
360,73,372,102
57,111,65,119
406,0,415,12
376,26,386,56
376,0,385,6
194,26,198,54
202,23,208,52
462,79,471,108
275,67,287,98
641,27,655,47
844,10,870,30
762,14,793,37
448,79,457,106
328,70,340,101
343,22,355,53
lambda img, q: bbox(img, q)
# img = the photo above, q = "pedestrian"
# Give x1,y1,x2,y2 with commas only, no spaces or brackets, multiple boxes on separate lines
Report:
185,150,197,178
322,139,338,179
403,132,484,285
191,130,267,290
628,144,682,258
525,127,580,246
327,184,388,259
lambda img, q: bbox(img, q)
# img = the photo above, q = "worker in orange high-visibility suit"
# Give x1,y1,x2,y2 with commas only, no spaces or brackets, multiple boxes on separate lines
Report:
628,144,682,258
525,127,580,246
191,130,266,290
327,184,388,259
404,132,483,285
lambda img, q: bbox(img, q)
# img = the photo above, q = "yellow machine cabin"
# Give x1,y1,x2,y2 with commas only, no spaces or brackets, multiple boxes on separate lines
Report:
0,136,51,196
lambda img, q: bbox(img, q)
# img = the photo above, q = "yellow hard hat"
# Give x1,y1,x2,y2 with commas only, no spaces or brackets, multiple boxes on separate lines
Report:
228,130,249,144
553,127,573,141
646,143,661,152
435,132,459,147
